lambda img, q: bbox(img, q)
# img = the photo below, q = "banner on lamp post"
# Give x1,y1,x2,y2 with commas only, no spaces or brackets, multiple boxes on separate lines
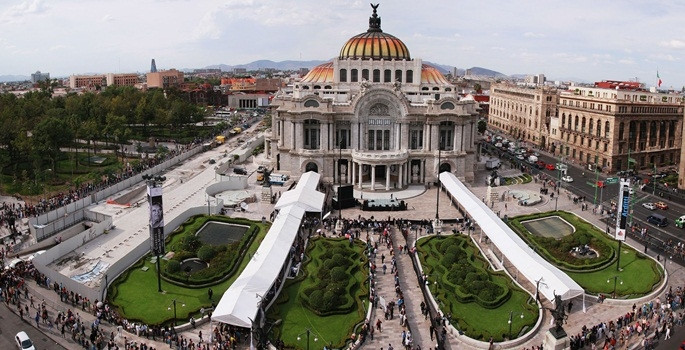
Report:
148,186,165,255
614,179,630,241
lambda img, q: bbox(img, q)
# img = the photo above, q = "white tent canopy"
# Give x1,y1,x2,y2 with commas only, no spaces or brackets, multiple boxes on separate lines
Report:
274,172,325,212
212,171,323,327
439,172,584,302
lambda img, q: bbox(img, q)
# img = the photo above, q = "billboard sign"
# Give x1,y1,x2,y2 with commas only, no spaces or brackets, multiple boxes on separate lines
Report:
614,179,630,241
148,185,165,255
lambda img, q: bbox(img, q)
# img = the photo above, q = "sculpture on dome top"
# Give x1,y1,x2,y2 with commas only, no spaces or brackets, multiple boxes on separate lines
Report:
368,3,382,32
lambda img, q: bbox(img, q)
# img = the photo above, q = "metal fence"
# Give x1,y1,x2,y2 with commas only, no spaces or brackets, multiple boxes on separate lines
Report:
30,146,203,241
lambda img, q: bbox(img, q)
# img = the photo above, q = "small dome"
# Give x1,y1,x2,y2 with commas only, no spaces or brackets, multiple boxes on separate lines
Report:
421,64,450,85
301,62,334,83
338,4,410,61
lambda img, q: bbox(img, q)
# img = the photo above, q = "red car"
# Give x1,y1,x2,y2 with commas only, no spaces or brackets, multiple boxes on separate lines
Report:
535,160,546,169
655,201,668,210
546,163,555,171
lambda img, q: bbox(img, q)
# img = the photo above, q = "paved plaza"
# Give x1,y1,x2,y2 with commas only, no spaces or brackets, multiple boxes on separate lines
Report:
3,140,684,350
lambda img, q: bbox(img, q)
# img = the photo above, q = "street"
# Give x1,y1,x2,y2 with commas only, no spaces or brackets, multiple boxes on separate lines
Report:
481,140,685,260
0,302,66,350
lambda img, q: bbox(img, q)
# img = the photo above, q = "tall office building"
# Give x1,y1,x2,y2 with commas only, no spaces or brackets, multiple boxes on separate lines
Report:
151,59,157,73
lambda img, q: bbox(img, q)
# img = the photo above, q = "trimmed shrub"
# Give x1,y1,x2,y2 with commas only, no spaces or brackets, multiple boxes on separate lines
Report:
167,260,181,273
197,245,216,262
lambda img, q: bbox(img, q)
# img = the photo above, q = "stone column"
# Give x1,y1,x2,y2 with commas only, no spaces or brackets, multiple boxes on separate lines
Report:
453,123,459,151
424,123,430,151
461,124,466,153
321,122,329,151
385,165,390,190
399,163,404,188
296,121,304,150
359,162,363,189
264,139,270,159
455,123,463,152
370,165,376,191
351,161,356,188
431,123,439,151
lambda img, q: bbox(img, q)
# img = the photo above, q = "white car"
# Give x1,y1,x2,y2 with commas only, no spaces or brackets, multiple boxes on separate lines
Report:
561,175,574,183
642,202,656,210
15,331,35,350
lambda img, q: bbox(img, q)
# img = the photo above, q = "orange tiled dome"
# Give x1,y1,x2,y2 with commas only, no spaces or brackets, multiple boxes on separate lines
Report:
301,62,334,83
339,4,410,61
421,64,450,85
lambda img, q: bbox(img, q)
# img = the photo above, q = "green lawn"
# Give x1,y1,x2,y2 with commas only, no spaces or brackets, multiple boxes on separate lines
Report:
269,238,368,349
108,218,268,325
418,235,538,341
567,245,662,297
509,211,663,298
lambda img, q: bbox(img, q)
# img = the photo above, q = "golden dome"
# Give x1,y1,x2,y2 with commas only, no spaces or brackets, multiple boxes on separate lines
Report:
301,62,334,83
338,4,410,61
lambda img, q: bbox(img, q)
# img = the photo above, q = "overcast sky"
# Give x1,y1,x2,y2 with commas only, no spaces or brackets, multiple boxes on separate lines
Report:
2,0,685,88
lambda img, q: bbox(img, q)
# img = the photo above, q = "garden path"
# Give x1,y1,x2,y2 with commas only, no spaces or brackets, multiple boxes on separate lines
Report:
363,226,435,350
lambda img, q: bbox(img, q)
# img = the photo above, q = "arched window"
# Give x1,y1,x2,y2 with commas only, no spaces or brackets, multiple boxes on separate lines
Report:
303,100,319,108
581,117,586,133
395,70,402,82
406,70,413,83
339,69,347,82
605,121,610,138
561,113,565,127
384,69,392,82
362,69,369,81
303,119,320,150
589,118,594,134
373,69,380,82
596,120,601,137
351,69,358,82
574,115,579,131
440,102,455,110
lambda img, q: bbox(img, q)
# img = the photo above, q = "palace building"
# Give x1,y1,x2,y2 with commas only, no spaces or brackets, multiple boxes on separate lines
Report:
266,6,479,190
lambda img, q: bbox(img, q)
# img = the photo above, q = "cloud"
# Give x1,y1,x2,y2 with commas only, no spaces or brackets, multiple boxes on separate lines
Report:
101,14,114,22
659,39,685,49
648,53,678,62
523,32,544,38
49,44,67,51
618,58,635,65
1,0,49,23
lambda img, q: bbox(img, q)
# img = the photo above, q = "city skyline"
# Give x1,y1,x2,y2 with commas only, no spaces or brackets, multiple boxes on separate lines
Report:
2,0,685,88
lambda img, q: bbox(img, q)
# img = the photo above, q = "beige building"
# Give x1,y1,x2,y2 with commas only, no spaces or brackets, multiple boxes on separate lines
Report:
488,83,558,148
146,69,184,89
268,6,479,188
552,86,683,173
69,74,106,89
106,73,139,87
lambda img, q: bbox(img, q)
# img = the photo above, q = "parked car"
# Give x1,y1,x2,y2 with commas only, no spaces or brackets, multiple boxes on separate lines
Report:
675,215,685,228
15,331,35,350
655,201,668,210
546,163,555,171
535,160,546,169
233,167,248,175
561,175,574,183
642,202,656,210
256,165,266,173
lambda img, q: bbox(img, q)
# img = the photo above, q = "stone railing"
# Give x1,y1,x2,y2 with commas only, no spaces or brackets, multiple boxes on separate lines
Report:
351,149,409,164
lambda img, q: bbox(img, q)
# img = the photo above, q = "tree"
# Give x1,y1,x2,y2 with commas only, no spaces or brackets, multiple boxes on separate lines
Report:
105,113,130,162
477,119,487,134
33,117,74,176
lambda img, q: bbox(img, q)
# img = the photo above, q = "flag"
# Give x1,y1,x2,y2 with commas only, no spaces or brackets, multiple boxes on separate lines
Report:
657,71,662,87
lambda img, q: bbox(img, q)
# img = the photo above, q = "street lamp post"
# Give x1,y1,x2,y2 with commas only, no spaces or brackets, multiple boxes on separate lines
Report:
168,299,185,330
297,329,318,350
143,173,166,293
508,310,524,340
607,276,623,298
436,144,442,220
339,139,343,222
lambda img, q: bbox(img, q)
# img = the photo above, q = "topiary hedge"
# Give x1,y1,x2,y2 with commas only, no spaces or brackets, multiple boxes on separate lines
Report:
428,236,511,308
299,238,364,316
508,212,615,272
